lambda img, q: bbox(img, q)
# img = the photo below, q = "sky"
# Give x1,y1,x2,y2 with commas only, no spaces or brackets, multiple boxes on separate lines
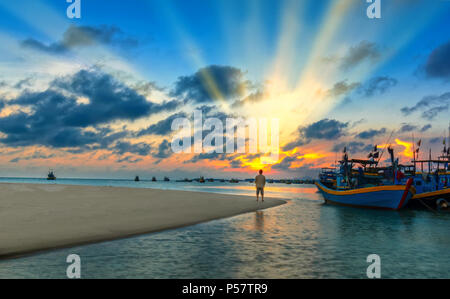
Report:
0,0,449,179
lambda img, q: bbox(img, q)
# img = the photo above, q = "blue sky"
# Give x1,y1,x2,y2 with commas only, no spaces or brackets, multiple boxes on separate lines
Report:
0,0,449,178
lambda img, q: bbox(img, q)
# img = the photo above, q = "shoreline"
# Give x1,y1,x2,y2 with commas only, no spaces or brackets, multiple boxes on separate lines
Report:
0,183,286,260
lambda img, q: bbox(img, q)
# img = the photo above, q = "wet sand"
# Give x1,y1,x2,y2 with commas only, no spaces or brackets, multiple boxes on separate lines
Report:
0,183,286,259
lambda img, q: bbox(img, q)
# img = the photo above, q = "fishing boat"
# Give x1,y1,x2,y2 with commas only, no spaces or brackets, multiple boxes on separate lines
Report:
152,176,157,182
164,176,170,181
199,176,205,183
315,179,415,210
407,141,450,210
134,176,140,182
316,146,416,210
47,170,56,180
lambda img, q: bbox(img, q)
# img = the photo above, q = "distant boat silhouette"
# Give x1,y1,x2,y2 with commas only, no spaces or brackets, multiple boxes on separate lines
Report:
134,176,140,182
152,176,157,182
199,176,205,183
164,176,170,181
47,170,56,180
230,178,239,183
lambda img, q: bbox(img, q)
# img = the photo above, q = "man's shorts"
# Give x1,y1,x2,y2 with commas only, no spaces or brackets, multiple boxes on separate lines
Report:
256,187,264,196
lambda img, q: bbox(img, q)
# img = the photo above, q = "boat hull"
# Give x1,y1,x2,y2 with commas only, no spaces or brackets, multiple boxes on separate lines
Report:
315,180,415,210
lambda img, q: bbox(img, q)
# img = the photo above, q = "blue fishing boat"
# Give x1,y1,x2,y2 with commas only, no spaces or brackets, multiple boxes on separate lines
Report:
315,179,415,210
316,145,416,210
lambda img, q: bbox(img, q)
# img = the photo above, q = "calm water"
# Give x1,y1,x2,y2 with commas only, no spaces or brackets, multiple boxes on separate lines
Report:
0,178,449,278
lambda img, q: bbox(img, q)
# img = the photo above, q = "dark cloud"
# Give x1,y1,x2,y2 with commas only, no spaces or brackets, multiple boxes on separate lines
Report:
399,124,417,133
232,90,266,108
185,152,230,164
327,80,360,98
420,124,432,132
116,156,143,163
153,139,172,159
9,151,56,163
14,77,34,89
21,25,139,54
425,40,450,79
171,65,250,103
137,112,188,136
355,128,386,139
358,76,397,97
301,119,349,140
340,41,380,70
401,92,450,120
21,38,67,54
114,141,151,156
283,119,349,151
271,155,299,171
0,69,178,148
332,142,373,154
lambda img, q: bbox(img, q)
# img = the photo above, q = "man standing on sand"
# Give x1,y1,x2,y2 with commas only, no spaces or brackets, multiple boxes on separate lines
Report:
255,169,266,202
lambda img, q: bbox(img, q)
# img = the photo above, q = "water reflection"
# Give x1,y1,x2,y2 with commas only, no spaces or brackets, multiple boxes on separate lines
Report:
255,211,264,231
0,180,449,278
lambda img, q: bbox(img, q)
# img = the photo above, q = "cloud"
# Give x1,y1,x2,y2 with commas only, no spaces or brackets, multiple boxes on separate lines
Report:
401,92,450,120
21,38,67,54
355,128,386,139
171,65,250,103
137,112,188,136
327,80,360,98
340,41,380,70
283,119,349,151
232,90,266,108
114,141,151,156
116,156,143,163
420,124,432,132
21,25,139,54
425,40,450,79
332,142,373,154
14,77,34,89
0,69,178,148
399,124,417,133
301,119,349,140
271,155,299,171
185,152,230,164
358,76,397,97
9,151,56,163
153,139,172,159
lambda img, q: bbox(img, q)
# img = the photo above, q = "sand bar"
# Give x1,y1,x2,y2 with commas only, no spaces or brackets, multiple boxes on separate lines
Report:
0,183,286,259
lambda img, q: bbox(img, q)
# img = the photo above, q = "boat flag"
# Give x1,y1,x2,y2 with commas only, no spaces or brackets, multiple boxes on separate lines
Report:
368,152,373,158
373,151,379,159
417,140,421,147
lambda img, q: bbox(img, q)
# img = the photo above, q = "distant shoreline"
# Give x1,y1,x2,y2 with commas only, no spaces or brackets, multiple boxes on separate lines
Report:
0,183,286,260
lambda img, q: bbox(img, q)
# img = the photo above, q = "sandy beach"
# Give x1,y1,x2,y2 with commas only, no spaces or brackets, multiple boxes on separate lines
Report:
0,183,286,259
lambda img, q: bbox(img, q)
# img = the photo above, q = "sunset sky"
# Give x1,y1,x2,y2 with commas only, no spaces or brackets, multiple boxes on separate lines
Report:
0,0,449,179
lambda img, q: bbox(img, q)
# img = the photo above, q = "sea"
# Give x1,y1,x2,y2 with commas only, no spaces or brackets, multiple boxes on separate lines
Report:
0,177,449,279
